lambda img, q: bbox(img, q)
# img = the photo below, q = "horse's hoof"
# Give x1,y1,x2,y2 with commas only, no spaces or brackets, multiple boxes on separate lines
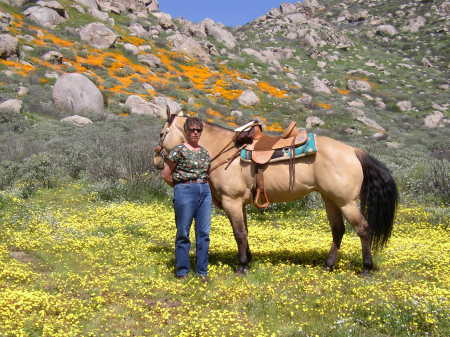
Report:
325,264,335,272
236,266,249,275
360,269,371,277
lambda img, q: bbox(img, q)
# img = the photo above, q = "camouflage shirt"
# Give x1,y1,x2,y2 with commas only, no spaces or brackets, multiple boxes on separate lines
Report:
167,144,210,183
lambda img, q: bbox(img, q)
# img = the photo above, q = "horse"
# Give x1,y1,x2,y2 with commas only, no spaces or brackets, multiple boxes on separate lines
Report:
154,113,398,274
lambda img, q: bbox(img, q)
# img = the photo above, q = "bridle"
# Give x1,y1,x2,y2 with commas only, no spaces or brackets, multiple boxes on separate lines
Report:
153,120,171,165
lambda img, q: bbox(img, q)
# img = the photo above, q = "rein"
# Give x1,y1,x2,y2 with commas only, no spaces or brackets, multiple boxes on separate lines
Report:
208,134,243,173
156,119,245,173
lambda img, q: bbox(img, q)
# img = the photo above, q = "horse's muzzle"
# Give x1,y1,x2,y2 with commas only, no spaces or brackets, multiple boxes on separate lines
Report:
153,146,165,170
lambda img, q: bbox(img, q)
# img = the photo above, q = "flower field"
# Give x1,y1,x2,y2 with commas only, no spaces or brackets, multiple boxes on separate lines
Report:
0,185,449,337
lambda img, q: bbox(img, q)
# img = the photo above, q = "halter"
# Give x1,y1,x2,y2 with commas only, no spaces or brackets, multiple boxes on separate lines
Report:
153,118,173,163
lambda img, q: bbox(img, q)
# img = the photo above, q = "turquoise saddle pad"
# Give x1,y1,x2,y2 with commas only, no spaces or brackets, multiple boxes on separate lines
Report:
240,132,318,163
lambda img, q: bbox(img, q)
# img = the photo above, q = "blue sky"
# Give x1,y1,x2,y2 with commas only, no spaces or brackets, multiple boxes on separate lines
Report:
159,0,298,27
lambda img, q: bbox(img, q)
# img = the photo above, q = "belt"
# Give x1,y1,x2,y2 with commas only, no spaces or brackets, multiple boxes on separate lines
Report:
175,178,208,185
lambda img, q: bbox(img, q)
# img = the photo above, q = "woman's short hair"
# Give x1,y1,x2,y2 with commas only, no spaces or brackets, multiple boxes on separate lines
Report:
184,117,203,132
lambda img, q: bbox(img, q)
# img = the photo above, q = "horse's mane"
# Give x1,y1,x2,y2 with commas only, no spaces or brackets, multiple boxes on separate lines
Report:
175,115,235,132
174,115,254,146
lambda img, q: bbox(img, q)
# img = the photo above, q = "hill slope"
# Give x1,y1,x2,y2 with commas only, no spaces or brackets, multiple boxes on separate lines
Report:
0,0,448,200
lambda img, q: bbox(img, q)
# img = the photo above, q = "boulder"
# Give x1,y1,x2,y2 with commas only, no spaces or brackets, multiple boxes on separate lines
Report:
168,33,210,63
152,12,175,30
432,103,447,112
296,93,312,105
344,127,360,135
375,97,386,109
348,100,365,108
306,116,324,128
303,0,322,12
396,100,412,112
17,86,29,97
152,96,181,116
42,50,63,63
53,73,104,115
23,6,66,28
123,43,139,54
125,95,159,116
402,16,426,33
347,79,371,92
61,115,93,127
176,18,207,39
303,30,326,48
242,48,266,63
97,2,121,14
424,111,444,128
384,142,400,149
146,0,159,12
238,90,260,106
280,3,297,14
346,10,369,23
137,53,162,67
0,34,18,59
79,22,117,49
376,25,398,36
312,77,331,94
372,132,387,141
1,0,27,5
201,18,236,49
88,8,109,21
129,23,149,38
36,0,66,12
351,108,385,132
267,8,281,18
0,99,22,114
230,110,243,118
74,0,97,9
0,10,12,32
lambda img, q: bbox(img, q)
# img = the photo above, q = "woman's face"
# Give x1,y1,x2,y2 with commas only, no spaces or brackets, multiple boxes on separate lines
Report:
185,123,203,145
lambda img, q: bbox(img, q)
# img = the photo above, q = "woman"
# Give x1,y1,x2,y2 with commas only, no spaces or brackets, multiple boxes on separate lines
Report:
161,117,212,280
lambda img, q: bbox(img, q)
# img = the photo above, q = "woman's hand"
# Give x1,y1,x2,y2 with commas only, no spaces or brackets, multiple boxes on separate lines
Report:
161,160,176,187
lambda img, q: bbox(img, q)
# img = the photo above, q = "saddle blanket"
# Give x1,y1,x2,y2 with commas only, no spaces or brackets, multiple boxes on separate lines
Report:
240,132,318,163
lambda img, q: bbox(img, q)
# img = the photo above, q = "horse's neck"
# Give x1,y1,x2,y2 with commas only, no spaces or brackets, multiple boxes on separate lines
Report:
200,124,235,158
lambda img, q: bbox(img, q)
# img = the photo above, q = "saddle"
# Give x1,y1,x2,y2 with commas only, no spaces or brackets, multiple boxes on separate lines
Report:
247,121,308,165
242,121,309,209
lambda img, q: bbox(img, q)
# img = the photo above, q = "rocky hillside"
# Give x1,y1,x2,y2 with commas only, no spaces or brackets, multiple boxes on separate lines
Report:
0,0,449,159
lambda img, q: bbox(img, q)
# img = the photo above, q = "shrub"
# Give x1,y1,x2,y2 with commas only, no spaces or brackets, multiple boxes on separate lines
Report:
400,159,450,205
0,110,32,133
0,115,165,200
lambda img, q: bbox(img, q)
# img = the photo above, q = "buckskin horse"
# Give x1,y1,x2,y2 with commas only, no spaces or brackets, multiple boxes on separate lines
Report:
154,112,398,274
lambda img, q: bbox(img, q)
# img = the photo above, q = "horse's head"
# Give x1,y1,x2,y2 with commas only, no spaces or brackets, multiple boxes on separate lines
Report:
153,110,186,170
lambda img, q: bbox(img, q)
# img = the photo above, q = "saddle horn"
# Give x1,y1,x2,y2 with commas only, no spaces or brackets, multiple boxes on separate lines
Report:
234,120,259,132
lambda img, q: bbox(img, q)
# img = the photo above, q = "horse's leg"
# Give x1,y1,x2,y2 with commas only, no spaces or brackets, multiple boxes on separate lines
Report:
222,198,250,273
242,204,252,263
340,202,373,275
323,198,345,270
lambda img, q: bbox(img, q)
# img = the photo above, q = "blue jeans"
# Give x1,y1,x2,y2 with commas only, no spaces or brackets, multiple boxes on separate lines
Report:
173,182,212,277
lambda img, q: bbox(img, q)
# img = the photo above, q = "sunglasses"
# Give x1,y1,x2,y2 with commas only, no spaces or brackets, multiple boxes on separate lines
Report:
188,128,203,133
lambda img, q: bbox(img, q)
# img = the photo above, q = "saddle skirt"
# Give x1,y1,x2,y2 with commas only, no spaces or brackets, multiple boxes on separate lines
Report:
240,132,318,164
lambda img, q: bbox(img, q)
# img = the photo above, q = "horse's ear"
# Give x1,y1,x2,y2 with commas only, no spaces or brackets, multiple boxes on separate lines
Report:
166,106,171,120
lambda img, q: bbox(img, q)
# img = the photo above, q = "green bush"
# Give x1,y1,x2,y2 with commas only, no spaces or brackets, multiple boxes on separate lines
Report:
400,159,450,205
0,110,32,133
0,115,165,199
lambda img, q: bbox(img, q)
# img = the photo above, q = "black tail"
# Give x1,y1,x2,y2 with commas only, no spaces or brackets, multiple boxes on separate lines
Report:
356,150,398,251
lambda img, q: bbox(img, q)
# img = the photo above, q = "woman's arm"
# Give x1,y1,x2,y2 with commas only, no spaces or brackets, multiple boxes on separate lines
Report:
161,159,176,187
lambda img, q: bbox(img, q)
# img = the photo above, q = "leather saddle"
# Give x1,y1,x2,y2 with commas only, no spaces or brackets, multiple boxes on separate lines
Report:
240,121,308,209
247,121,308,165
